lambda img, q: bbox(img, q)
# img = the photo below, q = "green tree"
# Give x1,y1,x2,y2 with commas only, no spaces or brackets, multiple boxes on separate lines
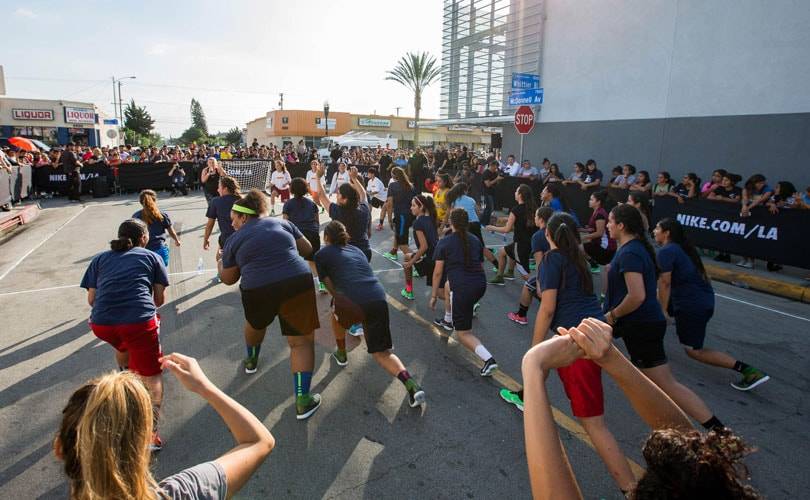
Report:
224,127,243,145
385,52,441,148
123,99,155,136
190,98,208,136
179,126,206,145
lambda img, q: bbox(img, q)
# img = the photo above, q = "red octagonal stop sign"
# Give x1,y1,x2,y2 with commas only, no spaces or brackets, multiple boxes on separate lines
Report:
514,105,535,135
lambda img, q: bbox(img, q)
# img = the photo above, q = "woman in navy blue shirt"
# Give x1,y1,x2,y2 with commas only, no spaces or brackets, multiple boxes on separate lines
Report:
654,218,769,391
605,204,723,430
284,177,326,294
401,194,439,301
204,175,241,250
133,189,181,266
314,165,371,261
431,208,498,377
217,189,322,421
507,206,554,326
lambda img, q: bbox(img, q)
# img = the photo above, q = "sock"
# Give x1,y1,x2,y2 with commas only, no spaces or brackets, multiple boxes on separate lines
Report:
293,371,313,400
336,337,346,353
246,344,261,359
397,370,418,392
517,303,529,317
701,415,724,431
474,344,493,362
733,360,750,373
405,274,413,291
313,276,320,288
516,389,524,400
152,404,161,432
444,311,452,322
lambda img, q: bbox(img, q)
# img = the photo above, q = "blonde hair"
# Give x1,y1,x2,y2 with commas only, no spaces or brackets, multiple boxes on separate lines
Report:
138,189,163,225
60,372,158,500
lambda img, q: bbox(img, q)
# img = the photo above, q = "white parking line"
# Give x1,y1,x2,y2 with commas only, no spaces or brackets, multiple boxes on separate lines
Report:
715,293,810,323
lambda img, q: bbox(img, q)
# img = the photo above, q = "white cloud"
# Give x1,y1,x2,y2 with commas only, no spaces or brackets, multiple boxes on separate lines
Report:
14,7,37,18
147,43,170,56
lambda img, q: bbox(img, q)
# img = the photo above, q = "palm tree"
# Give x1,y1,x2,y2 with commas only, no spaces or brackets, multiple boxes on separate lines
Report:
386,52,442,149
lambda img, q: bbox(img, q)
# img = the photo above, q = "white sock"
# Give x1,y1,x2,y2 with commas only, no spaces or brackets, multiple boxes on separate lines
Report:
474,345,492,362
444,312,452,322
313,276,320,287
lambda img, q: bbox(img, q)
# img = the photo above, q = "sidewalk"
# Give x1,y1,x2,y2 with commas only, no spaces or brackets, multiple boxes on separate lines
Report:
703,255,810,303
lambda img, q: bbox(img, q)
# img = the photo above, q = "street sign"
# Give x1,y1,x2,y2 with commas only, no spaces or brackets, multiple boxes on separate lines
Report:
511,72,540,90
508,88,544,106
514,106,535,135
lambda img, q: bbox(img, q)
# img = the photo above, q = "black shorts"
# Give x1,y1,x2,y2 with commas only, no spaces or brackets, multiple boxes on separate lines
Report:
302,230,321,262
674,308,713,350
584,240,615,266
240,273,320,334
394,213,413,246
370,197,385,209
333,298,393,353
504,241,532,277
613,320,668,369
451,281,486,331
414,257,435,286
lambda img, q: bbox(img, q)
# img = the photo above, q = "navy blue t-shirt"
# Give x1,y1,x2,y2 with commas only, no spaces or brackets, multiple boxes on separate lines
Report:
283,197,319,234
205,194,238,244
388,181,417,215
329,202,370,251
315,244,385,305
412,215,438,259
657,242,714,314
531,228,550,255
133,210,172,251
80,247,169,325
433,232,486,288
539,250,604,330
221,217,309,290
604,239,664,323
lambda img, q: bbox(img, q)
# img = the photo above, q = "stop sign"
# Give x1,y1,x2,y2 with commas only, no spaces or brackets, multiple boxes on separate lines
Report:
514,106,535,135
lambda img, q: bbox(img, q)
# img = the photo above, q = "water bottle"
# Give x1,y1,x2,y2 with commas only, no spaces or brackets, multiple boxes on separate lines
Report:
197,257,204,275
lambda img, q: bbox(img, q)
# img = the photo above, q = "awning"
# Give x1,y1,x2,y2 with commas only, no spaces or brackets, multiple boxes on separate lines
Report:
418,115,513,128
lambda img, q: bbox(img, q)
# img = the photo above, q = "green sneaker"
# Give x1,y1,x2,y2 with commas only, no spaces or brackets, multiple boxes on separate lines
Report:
488,275,505,286
412,267,421,278
332,350,348,367
296,393,322,420
590,264,600,274
731,367,770,391
318,281,328,294
382,251,398,262
499,388,524,411
244,355,259,374
401,288,415,300
492,266,499,273
408,384,426,408
529,261,536,271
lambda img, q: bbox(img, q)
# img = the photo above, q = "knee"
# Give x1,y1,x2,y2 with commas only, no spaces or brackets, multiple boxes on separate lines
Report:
684,347,702,359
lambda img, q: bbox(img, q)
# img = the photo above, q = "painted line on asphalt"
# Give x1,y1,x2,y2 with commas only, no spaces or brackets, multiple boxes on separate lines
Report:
715,293,810,323
383,291,646,478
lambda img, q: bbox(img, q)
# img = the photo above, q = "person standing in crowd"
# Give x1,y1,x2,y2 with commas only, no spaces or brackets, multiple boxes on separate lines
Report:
217,189,322,420
329,161,351,196
445,182,499,270
604,204,724,431
431,208,498,376
580,190,615,279
315,221,427,407
284,177,326,294
365,167,388,225
401,194,439,300
55,354,275,498
80,219,169,450
382,167,418,262
654,218,770,391
700,169,727,198
506,206,553,326
201,157,225,205
432,173,453,226
204,176,241,251
306,159,325,213
486,184,537,285
481,160,504,225
577,159,603,190
268,159,292,216
706,172,743,263
133,190,182,267
767,181,799,214
61,142,83,203
735,174,775,269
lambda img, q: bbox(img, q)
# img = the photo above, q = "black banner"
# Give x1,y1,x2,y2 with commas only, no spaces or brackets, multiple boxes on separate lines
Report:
38,165,112,194
652,196,810,269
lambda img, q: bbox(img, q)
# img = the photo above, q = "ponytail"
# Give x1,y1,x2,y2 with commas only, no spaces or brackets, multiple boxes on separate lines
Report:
611,204,659,276
138,189,163,225
449,208,470,264
517,184,536,228
546,213,593,294
445,183,467,208
414,194,438,228
657,218,709,282
110,219,147,252
233,188,267,217
324,220,350,246
219,175,241,197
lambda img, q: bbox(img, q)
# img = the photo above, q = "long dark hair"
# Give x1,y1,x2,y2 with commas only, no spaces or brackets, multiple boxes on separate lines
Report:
544,183,568,211
337,182,360,238
391,167,413,192
414,194,438,228
743,174,766,195
233,188,267,217
657,218,708,282
324,220,350,246
219,175,241,196
449,208,471,265
445,182,468,208
611,204,659,276
628,191,652,224
545,212,593,294
110,219,148,252
516,184,536,229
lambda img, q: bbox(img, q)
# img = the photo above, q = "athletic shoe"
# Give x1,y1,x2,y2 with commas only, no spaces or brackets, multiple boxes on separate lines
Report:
492,266,499,273
318,282,328,294
488,275,505,286
376,223,383,231
149,432,163,452
401,288,415,300
507,312,528,325
296,393,322,420
473,302,481,317
499,388,524,411
320,207,325,214
590,264,600,274
382,251,398,262
408,387,426,408
480,358,498,377
433,318,453,331
731,368,770,391
244,355,259,374
529,261,536,271
412,267,421,278
348,323,364,337
503,269,516,281
332,350,348,367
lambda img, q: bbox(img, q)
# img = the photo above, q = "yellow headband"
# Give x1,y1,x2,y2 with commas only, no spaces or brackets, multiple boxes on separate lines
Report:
232,204,257,215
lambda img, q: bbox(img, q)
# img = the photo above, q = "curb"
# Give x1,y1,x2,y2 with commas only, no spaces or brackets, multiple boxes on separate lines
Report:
0,203,41,234
705,264,810,304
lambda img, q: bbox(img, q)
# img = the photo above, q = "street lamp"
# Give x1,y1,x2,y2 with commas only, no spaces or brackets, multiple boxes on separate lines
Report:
323,100,330,137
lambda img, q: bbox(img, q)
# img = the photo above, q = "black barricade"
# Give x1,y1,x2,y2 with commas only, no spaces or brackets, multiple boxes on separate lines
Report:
13,165,32,201
652,196,810,269
119,163,175,191
38,165,112,195
0,168,11,206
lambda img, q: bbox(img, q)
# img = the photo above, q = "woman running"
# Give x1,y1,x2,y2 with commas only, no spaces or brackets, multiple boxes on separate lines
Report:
445,182,498,269
654,218,769,391
316,221,426,407
55,354,274,498
79,219,169,449
382,167,418,262
507,206,554,326
217,189,322,420
204,175,241,251
268,159,292,215
284,177,327,294
431,208,498,376
604,204,724,430
133,189,181,266
306,159,325,213
401,194,439,300
485,184,537,285
502,212,636,494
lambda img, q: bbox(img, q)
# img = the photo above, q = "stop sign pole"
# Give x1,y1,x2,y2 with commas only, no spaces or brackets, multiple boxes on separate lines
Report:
514,105,535,164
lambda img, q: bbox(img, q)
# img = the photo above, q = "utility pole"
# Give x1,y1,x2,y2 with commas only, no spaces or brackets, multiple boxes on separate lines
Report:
395,106,402,116
118,80,124,131
279,92,284,110
111,77,118,125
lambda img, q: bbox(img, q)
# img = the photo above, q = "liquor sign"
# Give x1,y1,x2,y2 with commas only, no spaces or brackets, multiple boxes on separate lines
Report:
12,108,54,121
64,106,96,124
358,118,391,127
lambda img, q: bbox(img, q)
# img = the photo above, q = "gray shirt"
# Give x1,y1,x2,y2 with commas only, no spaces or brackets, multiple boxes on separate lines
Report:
158,461,227,499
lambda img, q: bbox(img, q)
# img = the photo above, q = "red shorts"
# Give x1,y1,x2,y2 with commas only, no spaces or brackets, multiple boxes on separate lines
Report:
272,187,290,201
90,316,162,377
556,359,604,418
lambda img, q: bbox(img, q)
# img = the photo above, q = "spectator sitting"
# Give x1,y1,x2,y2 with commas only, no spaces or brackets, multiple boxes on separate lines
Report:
545,163,563,183
707,172,742,203
669,172,700,203
608,166,622,185
629,170,652,193
701,168,727,198
653,171,674,196
577,159,603,190
563,162,586,185
741,174,774,217
540,183,565,211
538,158,551,181
503,154,519,175
610,164,637,188
515,160,539,180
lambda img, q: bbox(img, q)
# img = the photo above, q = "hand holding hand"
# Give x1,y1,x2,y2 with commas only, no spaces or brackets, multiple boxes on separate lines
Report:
559,318,614,363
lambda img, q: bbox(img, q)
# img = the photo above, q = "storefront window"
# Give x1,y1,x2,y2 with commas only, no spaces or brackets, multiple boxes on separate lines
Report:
11,126,59,146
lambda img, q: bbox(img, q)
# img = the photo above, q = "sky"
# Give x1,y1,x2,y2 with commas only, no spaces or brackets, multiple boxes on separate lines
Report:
2,0,444,137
